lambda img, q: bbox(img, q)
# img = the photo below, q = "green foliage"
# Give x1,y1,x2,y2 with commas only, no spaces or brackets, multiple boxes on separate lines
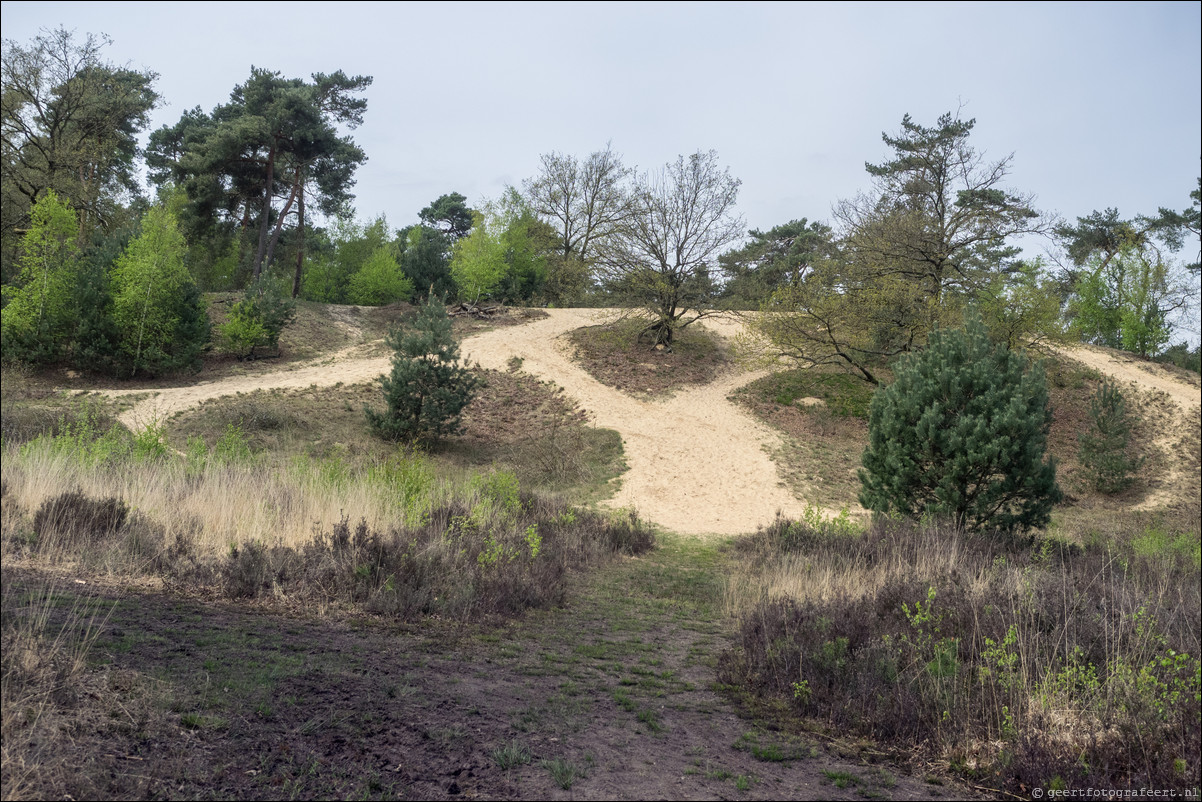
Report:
1,190,80,362
365,297,481,443
346,246,413,306
977,258,1064,349
146,68,371,284
495,191,552,303
751,113,1046,385
111,205,209,376
541,255,591,306
718,218,834,305
450,212,508,303
419,192,474,242
399,224,454,301
1077,381,1143,494
491,740,531,770
859,317,1061,535
1,28,159,248
1154,342,1201,374
1070,245,1178,357
216,303,268,359
20,408,169,467
301,214,391,303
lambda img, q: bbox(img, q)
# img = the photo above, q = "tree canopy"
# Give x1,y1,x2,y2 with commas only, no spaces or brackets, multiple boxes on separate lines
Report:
1,27,159,270
147,67,371,288
747,112,1051,383
859,316,1061,535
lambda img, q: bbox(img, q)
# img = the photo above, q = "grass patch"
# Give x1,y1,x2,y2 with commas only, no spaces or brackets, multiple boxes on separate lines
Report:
741,369,876,420
541,757,590,789
491,739,532,770
165,368,626,503
2,413,654,622
731,368,871,510
733,730,813,762
567,318,731,397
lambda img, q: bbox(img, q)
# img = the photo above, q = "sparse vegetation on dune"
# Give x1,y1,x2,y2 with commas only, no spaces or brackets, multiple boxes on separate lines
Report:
1,308,1199,797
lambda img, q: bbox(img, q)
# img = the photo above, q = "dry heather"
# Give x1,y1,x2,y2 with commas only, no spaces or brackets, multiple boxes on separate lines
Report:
721,510,1201,794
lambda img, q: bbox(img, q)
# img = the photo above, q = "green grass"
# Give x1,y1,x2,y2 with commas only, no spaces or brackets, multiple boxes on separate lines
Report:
491,739,532,770
744,368,877,420
163,370,626,504
541,757,590,789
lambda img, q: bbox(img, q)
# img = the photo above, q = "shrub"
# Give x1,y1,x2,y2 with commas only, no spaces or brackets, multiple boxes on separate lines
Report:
202,496,655,620
1078,380,1143,494
111,206,210,377
346,247,414,306
33,492,128,549
720,515,1202,793
216,281,296,359
859,317,1061,536
365,296,481,443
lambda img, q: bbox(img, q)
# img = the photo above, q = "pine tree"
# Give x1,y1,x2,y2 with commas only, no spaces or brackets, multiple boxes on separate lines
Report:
365,297,481,443
858,317,1062,536
1077,381,1143,494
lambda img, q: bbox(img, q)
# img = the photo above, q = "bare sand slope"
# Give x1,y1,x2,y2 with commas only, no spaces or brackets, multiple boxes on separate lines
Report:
108,344,392,430
106,310,810,536
1053,343,1201,510
459,310,811,535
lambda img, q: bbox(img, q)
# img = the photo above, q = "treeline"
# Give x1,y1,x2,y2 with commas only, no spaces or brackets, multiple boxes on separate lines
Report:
2,28,1199,379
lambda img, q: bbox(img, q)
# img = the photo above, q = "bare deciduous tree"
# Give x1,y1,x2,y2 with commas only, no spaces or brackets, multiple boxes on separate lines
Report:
597,150,744,346
523,142,632,264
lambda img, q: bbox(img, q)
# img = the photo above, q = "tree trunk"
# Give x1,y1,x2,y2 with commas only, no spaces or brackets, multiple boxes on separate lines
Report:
263,178,299,273
251,144,277,283
292,169,305,299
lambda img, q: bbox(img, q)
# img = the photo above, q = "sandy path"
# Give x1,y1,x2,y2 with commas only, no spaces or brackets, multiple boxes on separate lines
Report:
105,310,809,536
459,310,810,535
1053,344,1201,510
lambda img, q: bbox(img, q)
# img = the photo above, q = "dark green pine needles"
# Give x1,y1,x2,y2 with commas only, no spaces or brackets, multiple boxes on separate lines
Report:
858,317,1062,536
365,297,481,443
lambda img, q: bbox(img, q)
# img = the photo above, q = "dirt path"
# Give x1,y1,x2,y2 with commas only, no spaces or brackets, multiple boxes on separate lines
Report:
105,310,811,537
1052,344,1202,510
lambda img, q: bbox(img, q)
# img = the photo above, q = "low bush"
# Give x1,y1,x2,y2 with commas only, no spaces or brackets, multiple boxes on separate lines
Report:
720,515,1201,793
208,489,655,620
1078,380,1143,494
32,492,128,550
4,424,653,623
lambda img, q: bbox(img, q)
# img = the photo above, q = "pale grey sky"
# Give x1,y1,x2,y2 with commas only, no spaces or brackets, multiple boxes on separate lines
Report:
4,0,1200,256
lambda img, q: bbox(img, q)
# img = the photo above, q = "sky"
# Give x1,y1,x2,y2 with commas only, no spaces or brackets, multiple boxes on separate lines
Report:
3,1,1200,265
